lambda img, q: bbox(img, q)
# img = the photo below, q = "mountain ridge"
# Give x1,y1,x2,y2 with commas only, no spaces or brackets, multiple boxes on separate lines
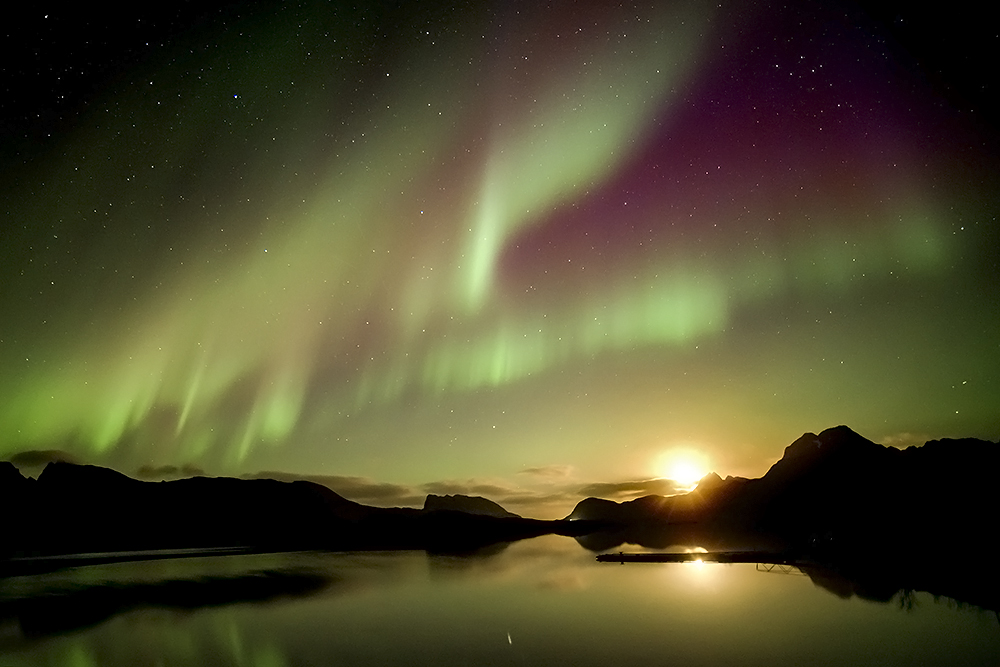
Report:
4,425,997,615
423,493,520,518
0,460,595,571
567,425,999,554
3,425,997,574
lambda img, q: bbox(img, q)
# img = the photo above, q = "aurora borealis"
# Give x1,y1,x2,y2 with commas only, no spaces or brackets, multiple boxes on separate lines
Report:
2,0,997,517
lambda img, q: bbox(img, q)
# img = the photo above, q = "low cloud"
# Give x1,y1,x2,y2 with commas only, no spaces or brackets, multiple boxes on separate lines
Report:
879,432,931,449
496,489,584,520
519,465,573,479
422,480,516,499
577,478,684,500
136,464,206,480
420,479,585,520
1,453,697,521
235,471,695,520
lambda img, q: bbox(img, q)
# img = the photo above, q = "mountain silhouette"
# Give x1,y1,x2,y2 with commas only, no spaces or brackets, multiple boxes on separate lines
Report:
568,425,998,549
4,424,997,608
574,426,1000,611
423,494,520,518
0,461,596,573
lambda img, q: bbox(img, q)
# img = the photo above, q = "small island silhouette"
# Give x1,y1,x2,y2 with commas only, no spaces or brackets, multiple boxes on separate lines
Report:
2,425,998,615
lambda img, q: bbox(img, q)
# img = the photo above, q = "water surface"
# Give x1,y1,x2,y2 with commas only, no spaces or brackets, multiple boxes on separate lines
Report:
1,536,996,666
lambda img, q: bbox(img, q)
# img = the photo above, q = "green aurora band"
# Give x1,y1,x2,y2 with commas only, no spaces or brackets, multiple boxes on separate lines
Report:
1,0,997,489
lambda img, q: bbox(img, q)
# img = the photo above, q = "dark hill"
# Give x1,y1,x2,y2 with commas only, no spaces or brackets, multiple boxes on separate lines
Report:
423,494,519,518
0,462,585,571
568,425,999,553
573,426,1000,611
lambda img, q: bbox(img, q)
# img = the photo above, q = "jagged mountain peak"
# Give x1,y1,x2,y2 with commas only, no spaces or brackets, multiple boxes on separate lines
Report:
781,425,873,459
695,471,725,490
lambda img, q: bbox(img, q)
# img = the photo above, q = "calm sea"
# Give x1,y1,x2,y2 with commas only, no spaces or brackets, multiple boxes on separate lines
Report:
1,535,996,666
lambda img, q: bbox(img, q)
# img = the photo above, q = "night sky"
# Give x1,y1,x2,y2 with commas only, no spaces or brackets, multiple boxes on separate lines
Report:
2,0,997,517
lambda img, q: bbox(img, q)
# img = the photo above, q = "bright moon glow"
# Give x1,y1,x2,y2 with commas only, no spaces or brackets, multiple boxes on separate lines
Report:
670,462,707,487
658,448,710,488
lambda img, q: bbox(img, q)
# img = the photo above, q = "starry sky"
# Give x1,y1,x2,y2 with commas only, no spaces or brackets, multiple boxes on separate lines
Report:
2,0,998,518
